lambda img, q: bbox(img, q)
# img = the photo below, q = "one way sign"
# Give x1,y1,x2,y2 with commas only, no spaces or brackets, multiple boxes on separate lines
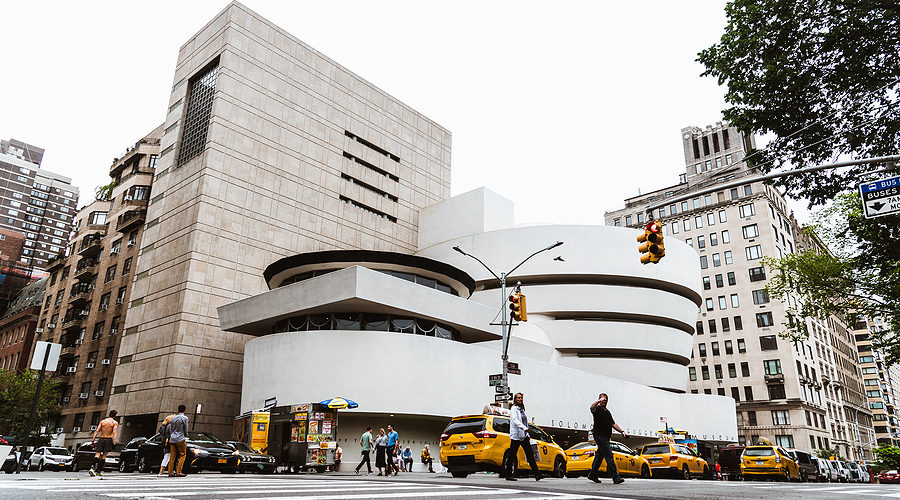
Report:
859,175,900,219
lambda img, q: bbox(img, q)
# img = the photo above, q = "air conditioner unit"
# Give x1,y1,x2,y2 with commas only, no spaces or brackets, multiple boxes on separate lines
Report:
115,298,125,305
93,390,104,397
34,328,44,333
124,195,133,201
47,323,56,329
127,239,136,247
78,393,89,399
66,367,76,373
99,305,108,311
110,248,120,255
89,425,97,431
72,426,82,432
55,427,64,433
78,311,89,317
101,359,111,365
74,339,83,345
85,362,95,369
61,397,70,403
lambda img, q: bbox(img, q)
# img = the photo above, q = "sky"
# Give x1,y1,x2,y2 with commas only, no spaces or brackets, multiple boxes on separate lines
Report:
0,0,793,226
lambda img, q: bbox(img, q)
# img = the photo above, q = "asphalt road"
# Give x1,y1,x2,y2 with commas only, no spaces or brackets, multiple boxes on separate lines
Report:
0,470,896,499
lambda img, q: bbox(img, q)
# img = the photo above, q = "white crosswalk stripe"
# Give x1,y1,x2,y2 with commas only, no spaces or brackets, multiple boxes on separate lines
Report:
0,476,598,499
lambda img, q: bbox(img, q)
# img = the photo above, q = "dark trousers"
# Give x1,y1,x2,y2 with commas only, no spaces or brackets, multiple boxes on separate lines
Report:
423,457,434,472
589,436,619,479
356,450,372,473
506,438,540,477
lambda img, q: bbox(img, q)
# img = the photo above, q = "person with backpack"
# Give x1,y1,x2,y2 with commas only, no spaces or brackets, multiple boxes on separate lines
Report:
157,414,175,476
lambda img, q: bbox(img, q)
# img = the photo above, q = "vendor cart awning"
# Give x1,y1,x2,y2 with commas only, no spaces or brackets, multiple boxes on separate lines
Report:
318,397,358,409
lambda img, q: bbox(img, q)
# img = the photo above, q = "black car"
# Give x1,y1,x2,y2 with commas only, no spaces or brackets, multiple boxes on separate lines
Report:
2,449,19,474
135,432,239,474
117,437,147,473
72,441,125,472
226,441,277,474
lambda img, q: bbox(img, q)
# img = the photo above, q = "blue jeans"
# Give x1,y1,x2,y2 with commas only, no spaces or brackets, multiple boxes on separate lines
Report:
589,436,619,480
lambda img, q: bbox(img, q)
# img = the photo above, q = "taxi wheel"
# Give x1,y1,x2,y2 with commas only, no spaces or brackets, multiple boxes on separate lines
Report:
450,471,468,478
702,466,712,480
553,456,566,478
502,451,519,478
681,464,691,480
641,464,651,478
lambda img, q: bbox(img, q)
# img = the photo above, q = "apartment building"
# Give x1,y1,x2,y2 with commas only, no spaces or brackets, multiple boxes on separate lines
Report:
33,127,160,448
605,122,873,459
0,139,79,271
0,278,45,372
854,316,900,449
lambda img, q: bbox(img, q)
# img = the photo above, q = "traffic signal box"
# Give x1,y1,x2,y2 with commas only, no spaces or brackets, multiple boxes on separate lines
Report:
509,293,527,321
637,220,665,264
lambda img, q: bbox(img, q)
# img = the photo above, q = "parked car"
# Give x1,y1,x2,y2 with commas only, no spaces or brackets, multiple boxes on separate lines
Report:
226,441,276,474
135,432,239,474
831,460,851,482
563,440,652,478
72,441,124,471
813,457,833,482
717,445,745,481
27,446,74,471
847,462,870,483
786,449,818,482
640,442,711,479
878,469,900,483
740,445,799,481
117,437,147,473
2,449,19,474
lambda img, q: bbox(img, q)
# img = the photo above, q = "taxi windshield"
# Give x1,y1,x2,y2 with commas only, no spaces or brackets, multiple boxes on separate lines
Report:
642,445,671,455
744,447,775,457
568,442,596,450
444,418,485,435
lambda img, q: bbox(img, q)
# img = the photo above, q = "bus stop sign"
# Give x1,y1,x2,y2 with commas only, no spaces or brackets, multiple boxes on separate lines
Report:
859,175,900,219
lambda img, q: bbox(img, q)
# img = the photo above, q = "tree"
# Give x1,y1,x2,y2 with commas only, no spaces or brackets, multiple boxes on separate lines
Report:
0,369,60,446
94,180,116,202
698,0,900,206
874,445,900,471
815,447,844,461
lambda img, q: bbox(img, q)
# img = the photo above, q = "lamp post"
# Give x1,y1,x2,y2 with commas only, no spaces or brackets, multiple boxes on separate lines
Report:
453,241,563,401
853,399,870,461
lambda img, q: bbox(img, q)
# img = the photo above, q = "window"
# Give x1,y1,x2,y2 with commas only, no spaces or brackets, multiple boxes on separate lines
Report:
110,317,120,336
669,204,677,215
742,224,759,239
693,198,701,209
712,253,721,267
718,296,727,309
710,232,718,246
744,386,754,402
104,265,117,283
681,201,689,212
744,184,753,195
683,219,691,231
759,335,778,350
718,210,727,223
768,384,786,399
749,266,766,282
696,321,704,335
706,298,714,311
689,367,697,381
752,289,769,304
698,343,707,357
715,274,724,287
741,362,750,377
728,363,737,378
700,256,708,269
686,238,693,248
739,203,755,217
745,245,762,260
757,312,775,327
177,59,219,166
701,366,710,380
721,230,730,243
730,294,739,307
697,235,706,248
715,364,723,379
92,322,104,340
707,213,716,226
731,387,740,401
730,188,739,200
625,215,632,226
695,216,703,228
671,222,679,234
122,257,133,275
724,251,733,264
727,272,735,285
722,318,731,333
734,316,743,330
613,219,620,226
772,410,791,425
764,359,782,375
99,293,111,310
116,286,127,304
703,277,711,290
711,341,720,355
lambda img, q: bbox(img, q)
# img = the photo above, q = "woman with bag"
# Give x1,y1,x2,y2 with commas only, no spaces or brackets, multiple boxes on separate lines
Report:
374,428,388,476
157,414,175,477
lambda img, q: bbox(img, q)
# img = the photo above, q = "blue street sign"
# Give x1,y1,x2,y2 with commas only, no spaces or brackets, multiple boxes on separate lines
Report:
859,175,900,219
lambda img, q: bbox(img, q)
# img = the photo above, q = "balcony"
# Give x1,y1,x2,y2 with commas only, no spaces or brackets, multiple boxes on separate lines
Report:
77,234,104,257
822,373,831,384
59,346,76,357
67,286,94,305
46,255,66,272
74,262,98,281
117,208,147,233
110,138,160,178
765,373,785,384
62,311,89,331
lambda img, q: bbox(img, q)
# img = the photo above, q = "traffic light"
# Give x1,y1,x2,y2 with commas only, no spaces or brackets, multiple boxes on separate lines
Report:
637,220,665,264
509,293,527,321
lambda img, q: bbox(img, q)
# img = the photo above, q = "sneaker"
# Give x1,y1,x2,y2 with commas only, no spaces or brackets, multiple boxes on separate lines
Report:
535,474,543,481
88,469,96,477
613,477,625,484
587,474,601,483
505,476,517,481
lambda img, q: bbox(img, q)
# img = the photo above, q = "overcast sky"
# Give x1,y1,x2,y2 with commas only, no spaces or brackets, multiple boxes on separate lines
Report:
2,0,796,226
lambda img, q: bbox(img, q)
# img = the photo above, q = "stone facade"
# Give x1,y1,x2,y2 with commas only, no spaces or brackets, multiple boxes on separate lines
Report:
0,278,45,373
109,1,451,439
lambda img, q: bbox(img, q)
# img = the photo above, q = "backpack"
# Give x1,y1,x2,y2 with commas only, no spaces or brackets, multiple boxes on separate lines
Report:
159,422,171,445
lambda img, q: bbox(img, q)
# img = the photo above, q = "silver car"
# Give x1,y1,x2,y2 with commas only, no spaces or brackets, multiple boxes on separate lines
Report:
813,457,832,482
28,446,74,471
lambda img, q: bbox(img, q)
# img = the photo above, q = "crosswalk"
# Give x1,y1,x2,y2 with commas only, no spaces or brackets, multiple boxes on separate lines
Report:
712,479,900,497
0,476,600,499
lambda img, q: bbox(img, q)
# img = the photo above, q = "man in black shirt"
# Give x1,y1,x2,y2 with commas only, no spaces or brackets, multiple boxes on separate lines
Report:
587,393,628,484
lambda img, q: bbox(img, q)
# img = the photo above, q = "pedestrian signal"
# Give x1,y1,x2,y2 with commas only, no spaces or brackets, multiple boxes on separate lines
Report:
637,220,665,264
509,293,527,322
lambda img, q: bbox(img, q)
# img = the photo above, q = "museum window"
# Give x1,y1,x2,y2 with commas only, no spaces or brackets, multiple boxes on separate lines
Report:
177,58,219,166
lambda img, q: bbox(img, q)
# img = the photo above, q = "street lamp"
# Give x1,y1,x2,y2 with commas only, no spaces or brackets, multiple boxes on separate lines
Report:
453,241,563,401
852,399,871,461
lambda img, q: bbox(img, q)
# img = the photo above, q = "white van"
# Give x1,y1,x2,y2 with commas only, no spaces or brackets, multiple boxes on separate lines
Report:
831,460,851,482
813,457,832,482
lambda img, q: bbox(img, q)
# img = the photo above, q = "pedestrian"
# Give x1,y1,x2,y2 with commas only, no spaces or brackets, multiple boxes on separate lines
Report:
157,414,175,476
355,426,374,474
333,444,342,471
402,446,413,472
386,424,399,475
167,404,190,477
587,393,627,484
421,445,435,473
504,393,542,481
89,410,119,476
374,428,388,476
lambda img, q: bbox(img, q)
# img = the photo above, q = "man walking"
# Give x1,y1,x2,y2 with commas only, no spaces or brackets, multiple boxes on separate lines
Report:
356,426,374,474
505,393,542,481
386,424,399,475
88,410,118,476
587,393,627,484
168,405,190,477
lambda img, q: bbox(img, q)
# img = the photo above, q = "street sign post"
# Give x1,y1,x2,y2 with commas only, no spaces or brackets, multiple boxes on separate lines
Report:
507,362,521,375
859,175,900,219
495,392,513,402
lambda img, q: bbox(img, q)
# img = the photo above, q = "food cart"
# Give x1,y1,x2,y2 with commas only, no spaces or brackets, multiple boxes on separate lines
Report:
268,399,354,473
233,410,271,452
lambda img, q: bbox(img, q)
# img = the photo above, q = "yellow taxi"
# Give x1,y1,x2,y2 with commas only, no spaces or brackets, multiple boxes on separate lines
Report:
564,440,652,478
740,442,800,481
439,406,568,479
639,439,711,479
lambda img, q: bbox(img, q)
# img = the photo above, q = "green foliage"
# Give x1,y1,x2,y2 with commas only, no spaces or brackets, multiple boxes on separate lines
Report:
698,0,900,206
0,369,60,447
814,447,844,461
94,180,116,201
874,445,900,470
